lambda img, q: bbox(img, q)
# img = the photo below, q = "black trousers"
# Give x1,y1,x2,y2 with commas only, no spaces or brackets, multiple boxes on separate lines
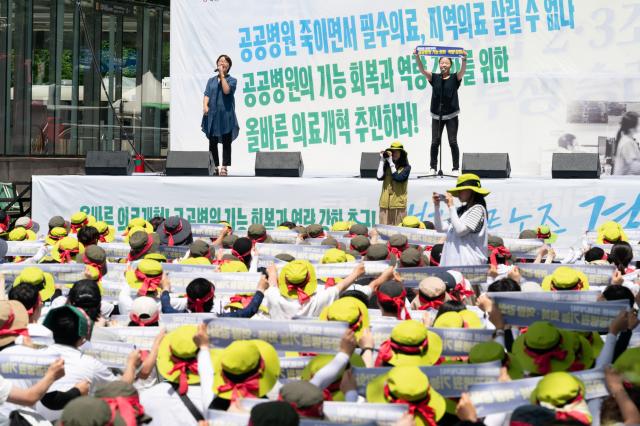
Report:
209,132,232,167
430,116,460,170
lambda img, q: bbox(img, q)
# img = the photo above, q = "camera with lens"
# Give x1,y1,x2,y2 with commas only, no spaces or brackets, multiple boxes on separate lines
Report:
382,151,391,159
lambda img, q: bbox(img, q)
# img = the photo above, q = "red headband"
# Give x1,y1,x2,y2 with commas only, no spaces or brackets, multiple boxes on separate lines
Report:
0,306,29,338
285,273,312,304
387,242,407,259
281,398,324,419
103,395,146,426
417,292,445,310
58,247,79,263
376,289,410,320
135,270,162,296
488,245,512,266
129,310,160,327
217,358,264,402
536,230,551,240
349,243,368,256
250,233,267,246
523,337,567,375
449,282,474,302
127,236,155,262
231,248,251,262
383,384,437,426
167,350,199,395
376,337,429,366
187,286,215,313
70,218,88,233
83,255,105,281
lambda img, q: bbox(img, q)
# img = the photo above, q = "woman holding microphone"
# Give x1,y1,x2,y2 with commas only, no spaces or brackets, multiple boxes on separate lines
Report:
432,173,489,265
377,142,411,225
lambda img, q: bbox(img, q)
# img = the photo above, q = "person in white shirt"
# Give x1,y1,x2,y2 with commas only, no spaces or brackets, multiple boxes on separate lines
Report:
613,111,640,175
433,173,489,266
36,305,141,421
263,260,388,320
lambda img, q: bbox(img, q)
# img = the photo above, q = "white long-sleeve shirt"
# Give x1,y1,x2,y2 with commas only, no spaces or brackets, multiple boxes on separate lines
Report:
434,204,488,266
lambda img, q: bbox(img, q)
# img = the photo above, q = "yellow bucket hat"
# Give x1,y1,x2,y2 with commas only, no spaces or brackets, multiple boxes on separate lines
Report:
319,297,369,340
211,340,280,401
180,257,212,266
13,266,56,301
447,173,490,196
541,266,590,291
512,321,576,375
124,217,154,235
125,259,163,295
596,221,628,244
224,293,269,315
219,260,248,273
320,248,354,264
301,353,365,401
69,211,96,233
400,216,426,229
8,227,37,241
375,320,442,367
157,325,213,395
529,371,586,407
569,332,595,371
51,237,84,263
277,260,317,304
330,221,355,232
94,221,116,243
536,225,558,245
613,347,640,386
433,310,483,329
46,226,68,246
366,366,446,426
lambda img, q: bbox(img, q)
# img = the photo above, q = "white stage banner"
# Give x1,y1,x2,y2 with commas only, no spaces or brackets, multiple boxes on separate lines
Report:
171,0,640,176
32,175,640,247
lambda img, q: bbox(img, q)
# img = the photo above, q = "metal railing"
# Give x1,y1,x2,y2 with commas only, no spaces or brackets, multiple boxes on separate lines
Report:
0,181,32,223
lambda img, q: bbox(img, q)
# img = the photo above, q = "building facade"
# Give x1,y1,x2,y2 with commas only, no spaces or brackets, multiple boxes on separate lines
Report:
0,0,169,158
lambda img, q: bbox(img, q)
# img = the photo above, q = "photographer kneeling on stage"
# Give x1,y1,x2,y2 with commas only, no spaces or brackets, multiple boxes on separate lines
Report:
377,142,411,226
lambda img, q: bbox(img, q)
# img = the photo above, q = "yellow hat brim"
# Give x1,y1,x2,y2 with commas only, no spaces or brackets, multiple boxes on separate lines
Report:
366,373,446,423
541,270,590,291
447,186,490,196
211,340,280,400
511,329,575,374
14,271,56,302
51,241,85,263
277,266,318,301
157,325,209,386
385,330,443,367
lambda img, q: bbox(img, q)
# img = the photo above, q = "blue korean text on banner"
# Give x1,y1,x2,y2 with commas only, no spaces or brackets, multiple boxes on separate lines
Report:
488,290,603,303
470,368,607,417
353,362,501,397
415,45,466,57
0,354,59,379
82,340,136,369
205,318,347,353
491,296,628,332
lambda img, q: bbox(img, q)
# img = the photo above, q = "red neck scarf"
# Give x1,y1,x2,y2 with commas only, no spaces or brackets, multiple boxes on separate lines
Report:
58,247,79,263
168,351,199,395
523,337,568,374
188,287,215,313
376,289,410,320
135,270,162,296
217,358,264,402
70,219,88,234
488,245,512,266
375,337,428,366
164,221,183,247
384,384,437,426
537,230,551,240
103,395,146,426
417,292,445,310
83,255,105,281
129,311,159,327
324,277,336,289
550,394,591,425
0,215,10,233
0,307,29,338
286,274,312,304
128,236,155,262
387,242,407,259
551,280,583,291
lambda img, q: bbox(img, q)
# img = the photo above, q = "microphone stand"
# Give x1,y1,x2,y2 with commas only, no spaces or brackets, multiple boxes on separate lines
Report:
418,71,456,179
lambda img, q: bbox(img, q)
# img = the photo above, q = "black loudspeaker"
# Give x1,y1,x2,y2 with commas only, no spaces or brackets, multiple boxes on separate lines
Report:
360,152,380,178
85,151,133,175
165,151,214,176
462,153,511,178
255,152,304,177
552,153,600,179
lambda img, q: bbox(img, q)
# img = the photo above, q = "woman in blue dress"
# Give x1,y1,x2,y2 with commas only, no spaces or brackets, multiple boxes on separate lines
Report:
202,54,239,176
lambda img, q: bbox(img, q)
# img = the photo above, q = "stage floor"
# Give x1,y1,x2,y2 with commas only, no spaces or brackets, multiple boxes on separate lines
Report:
32,175,639,246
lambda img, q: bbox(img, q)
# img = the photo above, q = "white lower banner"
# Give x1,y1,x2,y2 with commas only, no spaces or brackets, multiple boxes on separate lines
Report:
31,175,640,247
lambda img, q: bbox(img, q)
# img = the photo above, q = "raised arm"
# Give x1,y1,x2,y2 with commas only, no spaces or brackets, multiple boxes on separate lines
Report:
456,50,468,81
414,51,432,82
335,263,366,293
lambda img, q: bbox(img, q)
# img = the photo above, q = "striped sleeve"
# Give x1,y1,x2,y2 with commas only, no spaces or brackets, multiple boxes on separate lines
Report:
462,205,485,233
